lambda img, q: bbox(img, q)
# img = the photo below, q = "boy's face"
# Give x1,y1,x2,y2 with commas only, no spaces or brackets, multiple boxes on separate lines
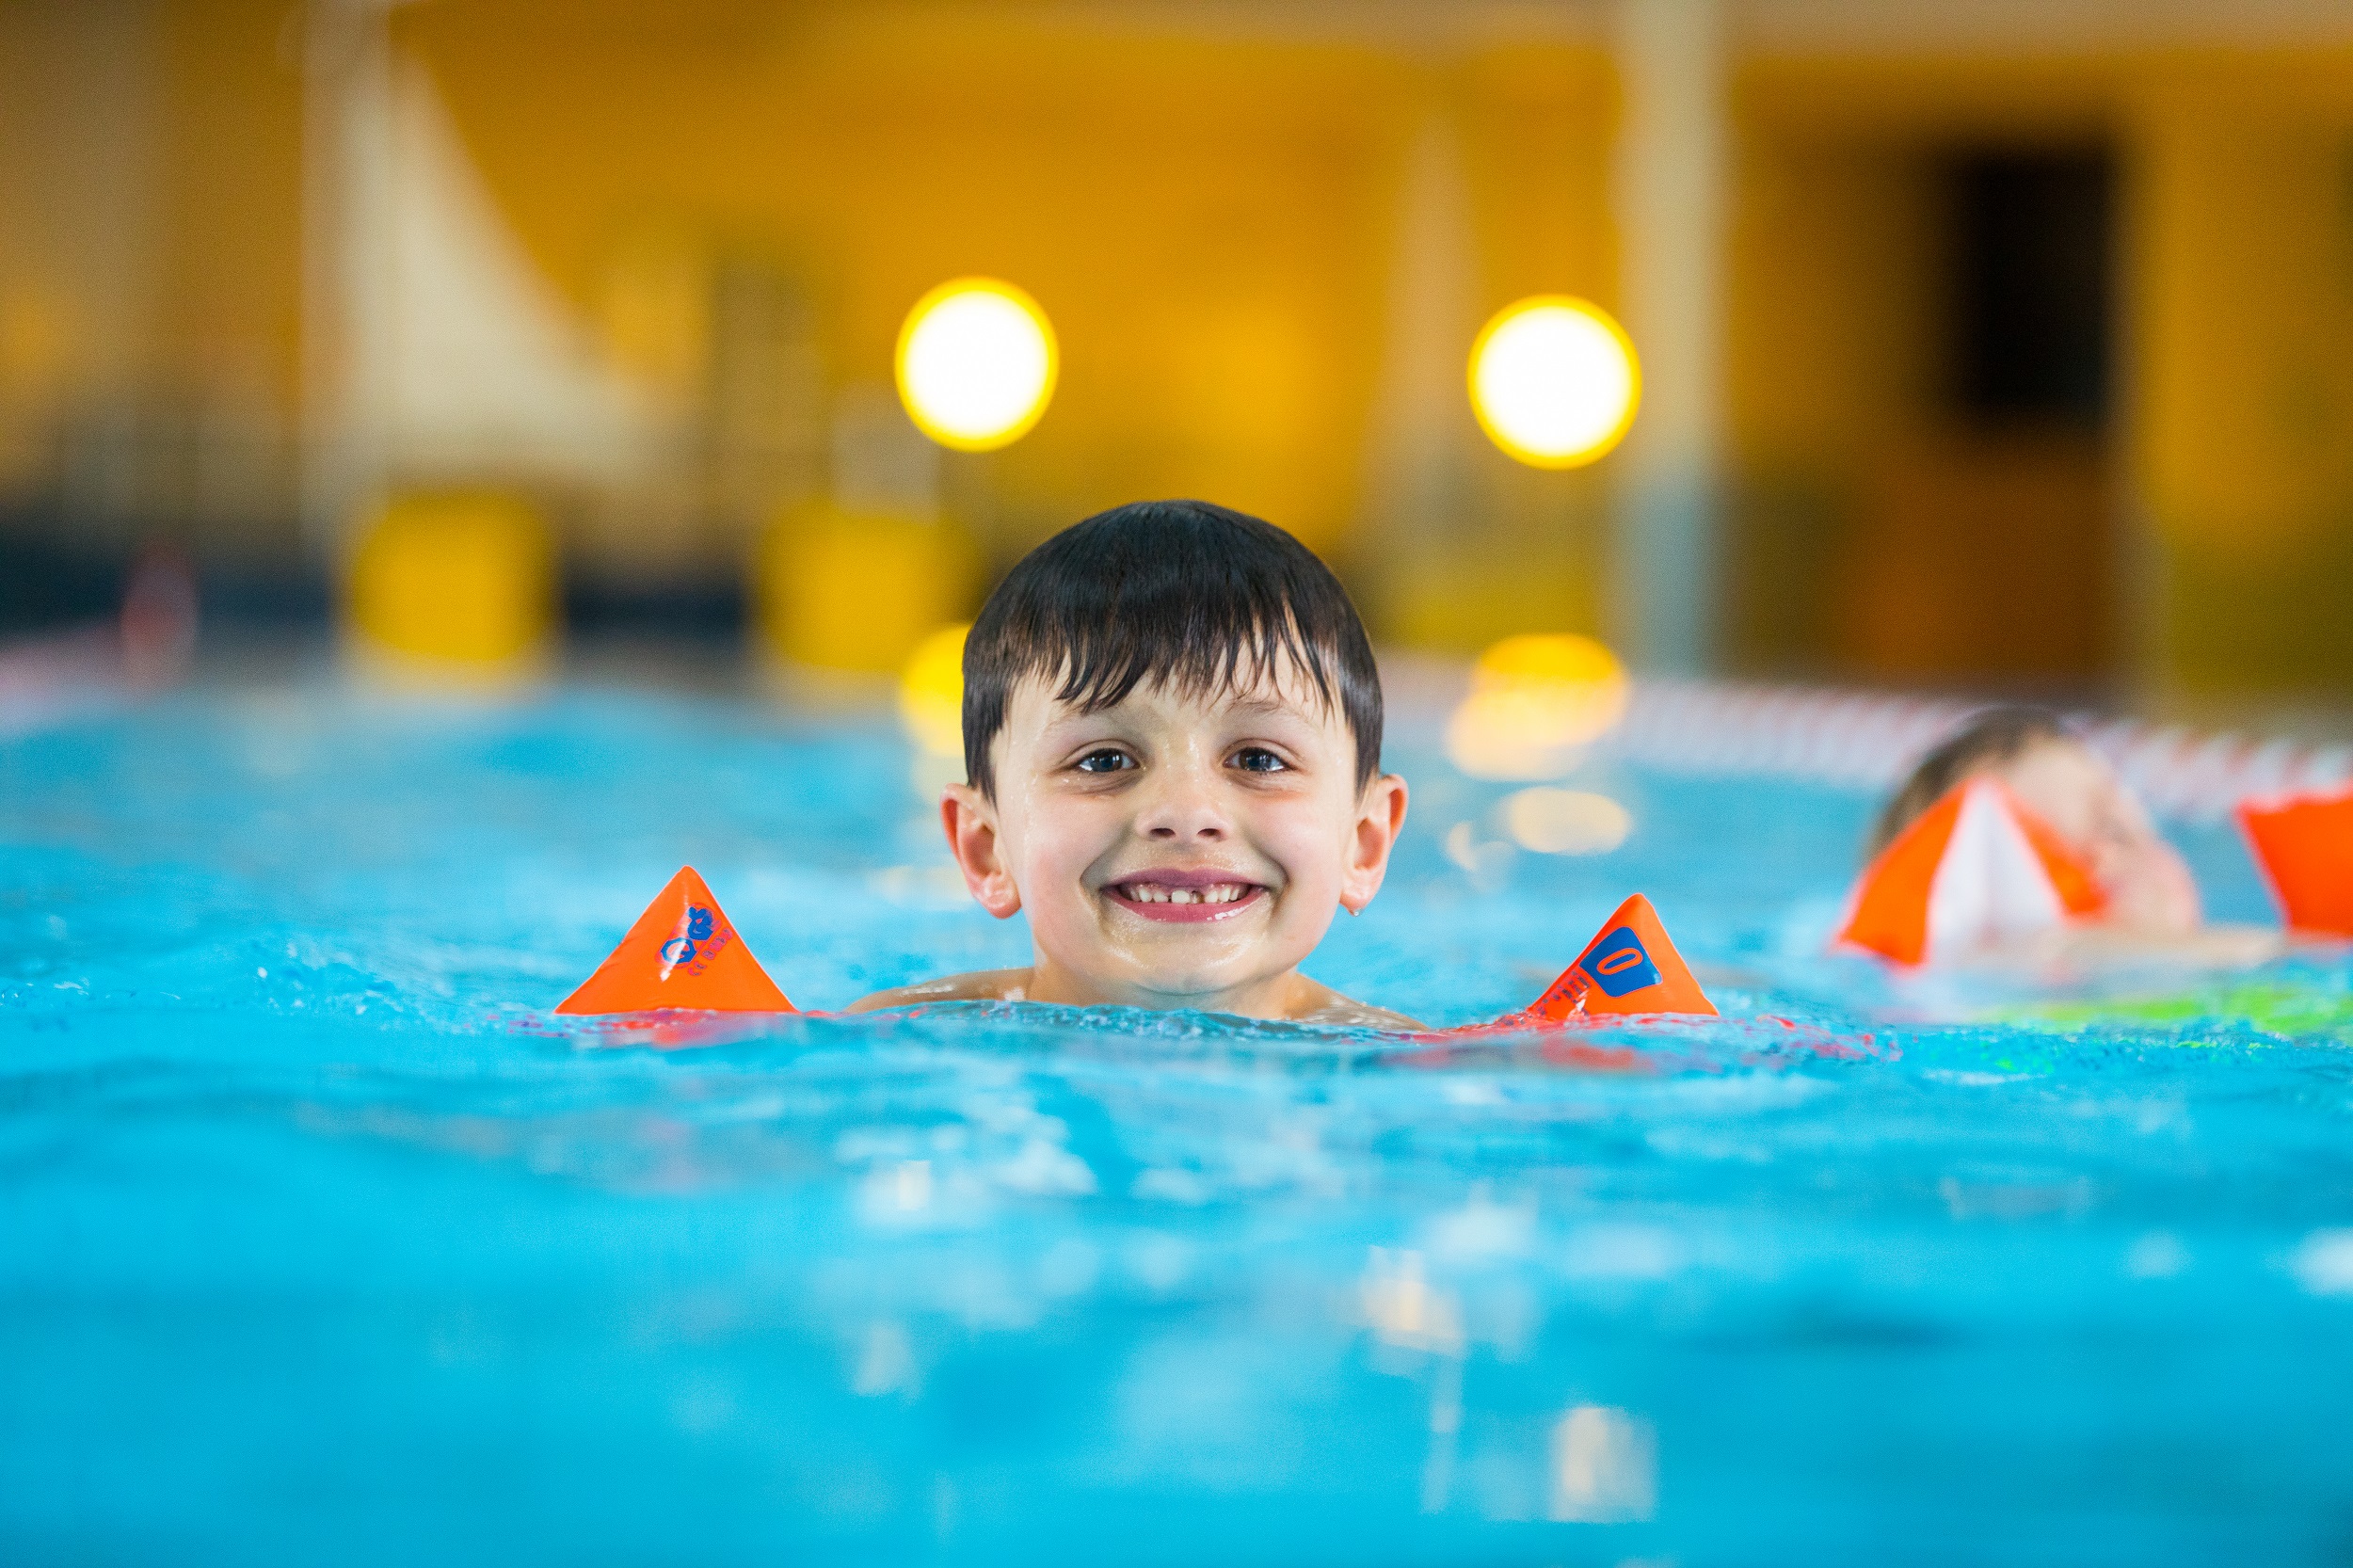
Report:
1989,738,2201,934
940,661,1407,1013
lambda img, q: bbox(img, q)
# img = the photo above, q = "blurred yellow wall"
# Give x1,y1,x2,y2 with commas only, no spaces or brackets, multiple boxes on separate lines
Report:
152,0,303,408
395,3,1617,581
0,2,152,491
8,1,2353,706
401,3,1392,557
1725,44,2353,703
2133,64,2353,698
0,0,300,542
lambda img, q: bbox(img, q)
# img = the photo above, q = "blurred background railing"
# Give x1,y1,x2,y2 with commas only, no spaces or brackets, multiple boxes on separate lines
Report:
2,0,2350,721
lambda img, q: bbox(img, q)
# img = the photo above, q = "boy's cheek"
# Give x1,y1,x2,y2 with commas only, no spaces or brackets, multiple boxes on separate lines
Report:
1016,807,1115,874
1251,795,1358,868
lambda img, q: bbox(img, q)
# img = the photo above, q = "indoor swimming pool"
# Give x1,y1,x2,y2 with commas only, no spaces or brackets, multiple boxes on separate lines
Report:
6,679,2352,1564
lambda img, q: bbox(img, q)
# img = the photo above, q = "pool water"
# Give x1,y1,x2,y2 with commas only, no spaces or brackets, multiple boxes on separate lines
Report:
6,679,2353,1565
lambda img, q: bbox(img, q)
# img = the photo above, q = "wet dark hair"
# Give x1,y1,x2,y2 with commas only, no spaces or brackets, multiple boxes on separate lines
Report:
1865,705,2070,860
961,499,1382,798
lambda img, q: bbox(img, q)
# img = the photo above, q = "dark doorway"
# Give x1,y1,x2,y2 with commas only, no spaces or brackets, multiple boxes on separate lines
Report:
1831,145,2119,691
1948,150,2114,429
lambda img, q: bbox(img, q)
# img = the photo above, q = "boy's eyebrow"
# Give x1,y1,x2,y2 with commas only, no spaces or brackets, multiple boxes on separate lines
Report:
1222,695,1309,718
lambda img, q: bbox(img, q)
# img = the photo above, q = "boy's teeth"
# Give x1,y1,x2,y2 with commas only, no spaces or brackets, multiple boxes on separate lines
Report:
1124,882,1248,904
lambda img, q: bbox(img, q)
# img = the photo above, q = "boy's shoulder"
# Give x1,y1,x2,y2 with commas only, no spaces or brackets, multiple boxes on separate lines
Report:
1289,978,1425,1032
846,968,1425,1031
845,968,1033,1013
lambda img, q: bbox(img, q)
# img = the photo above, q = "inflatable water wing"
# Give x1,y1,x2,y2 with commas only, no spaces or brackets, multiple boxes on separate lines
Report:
1834,779,2105,965
2238,790,2353,936
555,866,794,1015
1522,894,1717,1019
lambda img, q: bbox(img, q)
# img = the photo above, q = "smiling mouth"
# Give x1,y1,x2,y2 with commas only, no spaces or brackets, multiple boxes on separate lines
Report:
1104,876,1268,923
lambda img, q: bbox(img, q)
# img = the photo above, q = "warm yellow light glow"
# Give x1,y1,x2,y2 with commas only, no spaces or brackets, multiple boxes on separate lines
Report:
1500,788,1632,856
1468,296,1640,469
1445,632,1629,780
898,621,968,758
895,279,1058,451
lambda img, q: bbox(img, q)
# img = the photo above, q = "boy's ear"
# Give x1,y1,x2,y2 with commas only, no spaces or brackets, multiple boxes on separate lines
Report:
942,783,1022,919
1339,773,1410,915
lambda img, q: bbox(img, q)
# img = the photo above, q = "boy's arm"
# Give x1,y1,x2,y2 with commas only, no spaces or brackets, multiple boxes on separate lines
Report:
845,968,1034,1013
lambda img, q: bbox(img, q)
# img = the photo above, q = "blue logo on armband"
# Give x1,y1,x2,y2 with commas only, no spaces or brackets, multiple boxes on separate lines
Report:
660,905,719,967
1579,926,1659,998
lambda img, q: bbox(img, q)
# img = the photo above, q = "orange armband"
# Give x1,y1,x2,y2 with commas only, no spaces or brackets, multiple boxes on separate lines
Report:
555,866,794,1016
2238,790,2353,937
1834,779,2104,966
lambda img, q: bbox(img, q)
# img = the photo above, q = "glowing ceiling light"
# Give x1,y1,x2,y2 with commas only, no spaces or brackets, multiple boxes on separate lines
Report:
895,278,1058,451
1444,632,1630,780
1467,296,1640,469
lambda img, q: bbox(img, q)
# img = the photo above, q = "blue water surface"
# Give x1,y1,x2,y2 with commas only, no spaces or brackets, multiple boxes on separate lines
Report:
5,676,2353,1565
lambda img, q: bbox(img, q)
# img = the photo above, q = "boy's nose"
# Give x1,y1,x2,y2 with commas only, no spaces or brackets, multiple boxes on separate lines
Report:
1147,821,1224,840
1138,767,1229,841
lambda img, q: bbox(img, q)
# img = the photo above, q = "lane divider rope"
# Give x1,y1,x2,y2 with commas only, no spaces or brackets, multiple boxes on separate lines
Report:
1604,679,2353,823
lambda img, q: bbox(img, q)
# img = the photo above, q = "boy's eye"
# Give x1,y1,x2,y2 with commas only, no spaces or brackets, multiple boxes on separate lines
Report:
1074,748,1135,774
1231,746,1289,774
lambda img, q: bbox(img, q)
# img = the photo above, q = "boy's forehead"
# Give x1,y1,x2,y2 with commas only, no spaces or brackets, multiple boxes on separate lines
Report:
1007,657,1335,727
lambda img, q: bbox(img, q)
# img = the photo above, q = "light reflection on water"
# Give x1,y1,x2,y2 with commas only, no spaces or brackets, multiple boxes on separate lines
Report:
3,685,2352,1563
1551,1405,1657,1524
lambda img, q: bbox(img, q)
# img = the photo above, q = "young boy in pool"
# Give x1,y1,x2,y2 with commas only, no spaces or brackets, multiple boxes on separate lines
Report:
1868,706,2275,964
849,500,1418,1027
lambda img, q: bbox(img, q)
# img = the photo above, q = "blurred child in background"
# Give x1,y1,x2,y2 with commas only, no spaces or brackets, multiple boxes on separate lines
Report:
1867,707,2275,965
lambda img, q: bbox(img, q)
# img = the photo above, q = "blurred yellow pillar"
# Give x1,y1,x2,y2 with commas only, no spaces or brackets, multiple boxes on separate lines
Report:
1612,0,1727,674
346,491,555,670
759,506,972,673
